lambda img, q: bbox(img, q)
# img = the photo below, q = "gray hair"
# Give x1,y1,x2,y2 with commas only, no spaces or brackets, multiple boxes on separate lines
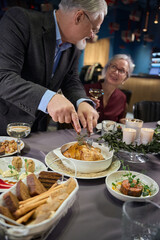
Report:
101,54,135,78
59,0,107,19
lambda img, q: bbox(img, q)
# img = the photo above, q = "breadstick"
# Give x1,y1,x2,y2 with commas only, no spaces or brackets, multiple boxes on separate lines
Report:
14,199,47,218
20,187,67,212
19,178,76,211
19,184,63,207
49,182,58,189
16,209,35,224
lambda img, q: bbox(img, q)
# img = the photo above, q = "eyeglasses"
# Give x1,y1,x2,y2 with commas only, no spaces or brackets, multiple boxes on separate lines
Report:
109,64,128,76
83,12,99,34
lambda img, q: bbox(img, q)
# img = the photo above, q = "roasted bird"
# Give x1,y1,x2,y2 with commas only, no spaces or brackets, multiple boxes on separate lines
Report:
63,142,104,161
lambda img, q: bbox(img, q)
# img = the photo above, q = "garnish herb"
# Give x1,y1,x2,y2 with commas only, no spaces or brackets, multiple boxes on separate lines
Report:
8,165,19,179
112,182,116,187
8,165,15,174
24,159,29,175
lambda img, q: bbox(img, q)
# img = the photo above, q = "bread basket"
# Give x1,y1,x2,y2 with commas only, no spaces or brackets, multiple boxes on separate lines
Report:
0,172,79,240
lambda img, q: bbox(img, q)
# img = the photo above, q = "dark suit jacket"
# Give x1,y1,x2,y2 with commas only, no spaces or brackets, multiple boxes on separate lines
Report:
0,7,88,135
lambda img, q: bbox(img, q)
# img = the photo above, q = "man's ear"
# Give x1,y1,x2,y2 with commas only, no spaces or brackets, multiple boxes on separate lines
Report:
75,10,84,25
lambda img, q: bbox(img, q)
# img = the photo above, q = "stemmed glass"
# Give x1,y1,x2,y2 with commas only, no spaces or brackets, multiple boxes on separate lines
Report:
7,122,31,155
89,88,104,99
89,88,104,113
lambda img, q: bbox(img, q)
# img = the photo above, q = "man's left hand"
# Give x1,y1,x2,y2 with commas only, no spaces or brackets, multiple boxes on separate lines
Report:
77,102,99,134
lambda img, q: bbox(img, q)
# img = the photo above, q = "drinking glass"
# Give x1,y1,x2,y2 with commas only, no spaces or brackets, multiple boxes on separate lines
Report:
89,88,104,99
101,120,116,136
122,200,160,240
7,122,31,155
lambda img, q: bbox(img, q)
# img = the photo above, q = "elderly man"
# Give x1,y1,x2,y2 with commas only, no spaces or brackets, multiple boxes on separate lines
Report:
0,0,107,135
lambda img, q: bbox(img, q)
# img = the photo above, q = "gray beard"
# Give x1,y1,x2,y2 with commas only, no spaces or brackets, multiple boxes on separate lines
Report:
76,39,87,50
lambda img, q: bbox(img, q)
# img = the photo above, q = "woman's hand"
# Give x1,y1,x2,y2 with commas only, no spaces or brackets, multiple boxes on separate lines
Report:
90,97,100,109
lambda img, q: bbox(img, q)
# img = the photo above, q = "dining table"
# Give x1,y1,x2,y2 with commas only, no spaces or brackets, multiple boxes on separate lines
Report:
5,122,160,240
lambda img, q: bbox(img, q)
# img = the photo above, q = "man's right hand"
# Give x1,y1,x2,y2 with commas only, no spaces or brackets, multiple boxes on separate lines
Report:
47,94,81,133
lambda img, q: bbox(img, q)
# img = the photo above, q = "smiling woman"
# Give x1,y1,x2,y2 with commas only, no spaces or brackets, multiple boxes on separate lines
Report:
84,54,135,123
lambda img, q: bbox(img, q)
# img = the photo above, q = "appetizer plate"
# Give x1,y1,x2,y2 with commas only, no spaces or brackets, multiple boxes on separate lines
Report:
0,156,47,192
45,150,121,179
0,136,24,157
96,122,125,131
106,170,159,202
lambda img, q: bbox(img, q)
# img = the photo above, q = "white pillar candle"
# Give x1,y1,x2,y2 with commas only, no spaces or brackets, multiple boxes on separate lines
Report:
140,128,154,145
125,118,143,140
123,128,136,144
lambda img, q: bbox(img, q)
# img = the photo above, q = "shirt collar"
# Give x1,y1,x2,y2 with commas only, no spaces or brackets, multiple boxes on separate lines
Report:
53,10,61,43
53,10,71,49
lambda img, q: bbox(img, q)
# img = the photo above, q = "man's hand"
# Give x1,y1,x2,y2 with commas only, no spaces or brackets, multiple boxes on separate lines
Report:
47,94,81,133
77,102,99,134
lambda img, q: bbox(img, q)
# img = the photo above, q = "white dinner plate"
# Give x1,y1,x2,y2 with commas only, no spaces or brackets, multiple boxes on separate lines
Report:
0,136,24,157
157,120,160,125
0,156,47,192
96,122,125,131
45,150,121,179
106,170,159,202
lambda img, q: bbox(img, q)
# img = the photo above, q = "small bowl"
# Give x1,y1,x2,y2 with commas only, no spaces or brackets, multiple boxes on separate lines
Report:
53,141,114,174
106,171,159,201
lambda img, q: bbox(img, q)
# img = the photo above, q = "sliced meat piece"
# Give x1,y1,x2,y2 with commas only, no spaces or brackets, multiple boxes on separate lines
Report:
120,179,143,197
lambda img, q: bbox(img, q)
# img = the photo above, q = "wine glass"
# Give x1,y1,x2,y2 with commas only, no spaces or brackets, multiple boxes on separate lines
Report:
7,122,31,155
89,88,104,99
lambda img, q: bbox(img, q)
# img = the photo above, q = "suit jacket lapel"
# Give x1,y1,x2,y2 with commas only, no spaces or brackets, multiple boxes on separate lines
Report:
42,12,56,87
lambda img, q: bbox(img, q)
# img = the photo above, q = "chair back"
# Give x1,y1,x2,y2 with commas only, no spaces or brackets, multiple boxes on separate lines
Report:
120,89,132,105
79,63,103,84
133,101,160,122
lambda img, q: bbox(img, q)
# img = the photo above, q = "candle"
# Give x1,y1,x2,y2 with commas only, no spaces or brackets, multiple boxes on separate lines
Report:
140,128,154,145
123,128,136,145
125,118,143,140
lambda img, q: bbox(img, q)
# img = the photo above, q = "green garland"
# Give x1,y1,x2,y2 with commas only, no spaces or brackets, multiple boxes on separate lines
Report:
99,125,160,154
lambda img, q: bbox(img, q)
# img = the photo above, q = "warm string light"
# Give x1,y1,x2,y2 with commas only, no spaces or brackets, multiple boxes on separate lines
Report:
154,0,160,24
143,11,149,32
154,12,159,24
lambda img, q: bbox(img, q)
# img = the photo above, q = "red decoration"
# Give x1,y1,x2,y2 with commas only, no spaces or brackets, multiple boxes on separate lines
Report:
121,30,134,43
119,45,126,49
121,0,137,4
109,22,120,34
105,0,116,6
134,29,141,41
129,10,141,22
144,34,154,42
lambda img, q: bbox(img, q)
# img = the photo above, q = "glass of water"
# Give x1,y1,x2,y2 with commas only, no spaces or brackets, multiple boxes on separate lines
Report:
122,200,160,240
